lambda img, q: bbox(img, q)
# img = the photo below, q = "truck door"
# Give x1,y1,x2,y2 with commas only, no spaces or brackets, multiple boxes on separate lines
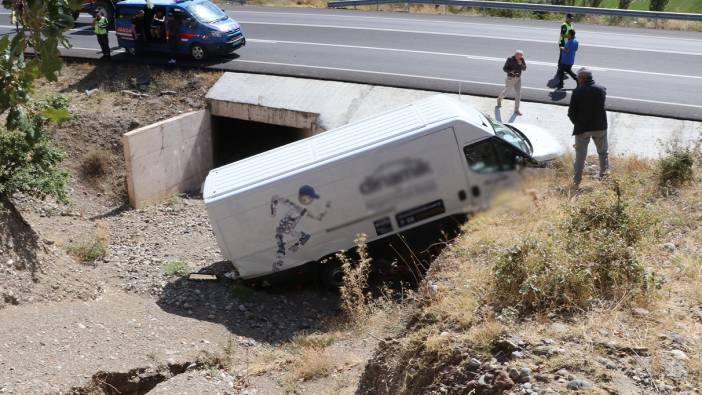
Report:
459,136,526,208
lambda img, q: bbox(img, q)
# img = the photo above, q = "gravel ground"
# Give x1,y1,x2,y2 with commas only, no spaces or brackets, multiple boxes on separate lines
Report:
1,62,391,394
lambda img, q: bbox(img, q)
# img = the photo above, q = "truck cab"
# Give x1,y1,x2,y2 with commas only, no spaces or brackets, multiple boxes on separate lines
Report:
115,0,245,60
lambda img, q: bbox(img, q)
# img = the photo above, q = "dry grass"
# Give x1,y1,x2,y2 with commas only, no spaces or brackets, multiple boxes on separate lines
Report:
66,221,109,264
338,234,374,326
81,150,113,180
290,347,337,381
385,145,702,390
290,331,337,349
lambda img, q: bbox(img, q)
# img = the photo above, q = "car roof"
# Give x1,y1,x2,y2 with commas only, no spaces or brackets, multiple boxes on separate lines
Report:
203,94,491,203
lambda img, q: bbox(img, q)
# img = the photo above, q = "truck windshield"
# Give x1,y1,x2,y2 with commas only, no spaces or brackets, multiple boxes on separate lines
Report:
186,2,227,23
484,115,531,155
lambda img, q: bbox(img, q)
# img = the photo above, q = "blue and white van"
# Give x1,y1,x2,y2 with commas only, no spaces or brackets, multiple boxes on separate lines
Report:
115,0,245,60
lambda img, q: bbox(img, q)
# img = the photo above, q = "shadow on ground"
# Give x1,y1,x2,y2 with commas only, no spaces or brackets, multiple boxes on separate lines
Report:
0,198,43,282
157,261,342,345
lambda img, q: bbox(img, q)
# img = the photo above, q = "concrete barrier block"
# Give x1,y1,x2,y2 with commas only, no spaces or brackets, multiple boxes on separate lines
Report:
123,110,212,209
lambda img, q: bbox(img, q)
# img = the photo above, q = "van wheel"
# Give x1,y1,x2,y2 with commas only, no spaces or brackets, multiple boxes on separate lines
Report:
318,259,345,290
126,47,136,56
190,44,207,61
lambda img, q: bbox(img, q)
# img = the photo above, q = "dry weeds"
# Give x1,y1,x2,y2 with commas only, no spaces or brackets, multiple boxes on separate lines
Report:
377,146,702,392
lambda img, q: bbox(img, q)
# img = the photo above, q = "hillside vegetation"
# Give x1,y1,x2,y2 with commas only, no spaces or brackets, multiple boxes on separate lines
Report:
358,146,702,394
585,0,701,13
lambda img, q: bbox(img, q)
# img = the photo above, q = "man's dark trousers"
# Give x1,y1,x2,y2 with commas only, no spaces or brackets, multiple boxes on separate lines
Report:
97,34,110,59
558,64,577,88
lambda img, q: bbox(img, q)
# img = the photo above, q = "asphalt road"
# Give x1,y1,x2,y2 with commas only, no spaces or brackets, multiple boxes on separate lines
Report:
1,6,701,120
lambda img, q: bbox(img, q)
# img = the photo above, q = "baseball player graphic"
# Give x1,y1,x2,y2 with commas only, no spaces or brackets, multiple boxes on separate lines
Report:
270,185,331,271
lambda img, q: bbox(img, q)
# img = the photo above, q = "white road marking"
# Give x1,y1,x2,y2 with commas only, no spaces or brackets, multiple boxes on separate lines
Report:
2,8,701,44
239,21,702,56
231,10,702,43
0,24,89,33
227,58,702,109
246,38,702,79
72,46,125,53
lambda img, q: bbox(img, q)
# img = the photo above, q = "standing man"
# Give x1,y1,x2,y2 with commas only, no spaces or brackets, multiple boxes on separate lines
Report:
497,50,527,116
93,11,110,60
557,13,574,73
568,68,608,188
557,30,578,90
131,9,146,55
165,10,180,64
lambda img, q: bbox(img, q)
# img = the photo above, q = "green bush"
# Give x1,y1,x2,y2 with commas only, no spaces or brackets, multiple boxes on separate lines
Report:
657,149,694,188
163,260,187,276
649,0,670,11
492,183,655,312
67,239,107,263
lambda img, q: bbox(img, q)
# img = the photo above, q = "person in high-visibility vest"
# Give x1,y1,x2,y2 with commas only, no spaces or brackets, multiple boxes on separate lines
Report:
557,13,574,74
11,9,19,33
93,11,110,60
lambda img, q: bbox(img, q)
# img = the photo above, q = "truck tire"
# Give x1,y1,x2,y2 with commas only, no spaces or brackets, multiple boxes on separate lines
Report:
93,0,114,30
190,44,207,61
318,258,345,290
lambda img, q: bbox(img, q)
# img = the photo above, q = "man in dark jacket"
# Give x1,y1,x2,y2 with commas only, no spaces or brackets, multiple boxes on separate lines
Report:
568,68,608,187
497,50,527,116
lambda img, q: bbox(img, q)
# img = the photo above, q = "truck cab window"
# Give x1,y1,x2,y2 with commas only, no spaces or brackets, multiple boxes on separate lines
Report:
464,137,521,173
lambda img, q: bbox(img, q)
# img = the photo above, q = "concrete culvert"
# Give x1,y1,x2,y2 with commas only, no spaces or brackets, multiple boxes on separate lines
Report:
211,116,310,167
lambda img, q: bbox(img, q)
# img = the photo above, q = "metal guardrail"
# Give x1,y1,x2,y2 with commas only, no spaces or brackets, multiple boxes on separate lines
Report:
327,0,702,21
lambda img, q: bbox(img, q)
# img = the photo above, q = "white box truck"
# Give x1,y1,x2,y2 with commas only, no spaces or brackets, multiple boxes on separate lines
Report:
203,95,564,285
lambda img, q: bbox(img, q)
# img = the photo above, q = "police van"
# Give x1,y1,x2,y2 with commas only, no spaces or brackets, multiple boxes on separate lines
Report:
115,0,245,60
203,95,565,285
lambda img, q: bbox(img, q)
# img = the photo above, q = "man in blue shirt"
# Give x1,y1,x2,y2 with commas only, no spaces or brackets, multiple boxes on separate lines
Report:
557,30,579,90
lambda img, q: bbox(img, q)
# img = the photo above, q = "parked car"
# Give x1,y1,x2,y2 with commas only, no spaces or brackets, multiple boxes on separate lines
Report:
203,95,565,286
115,0,245,60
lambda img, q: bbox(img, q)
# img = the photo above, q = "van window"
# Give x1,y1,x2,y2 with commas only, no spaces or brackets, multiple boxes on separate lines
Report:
186,1,227,23
483,114,531,155
463,137,520,173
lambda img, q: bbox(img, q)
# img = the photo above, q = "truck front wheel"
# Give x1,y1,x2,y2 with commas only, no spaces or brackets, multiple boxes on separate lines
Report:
318,259,345,290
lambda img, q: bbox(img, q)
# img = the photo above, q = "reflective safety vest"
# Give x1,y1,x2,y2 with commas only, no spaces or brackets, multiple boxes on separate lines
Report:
559,21,573,45
95,16,108,35
11,10,17,25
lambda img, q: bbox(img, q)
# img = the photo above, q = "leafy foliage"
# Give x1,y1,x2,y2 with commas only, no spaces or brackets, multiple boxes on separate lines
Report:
163,260,187,276
492,181,658,312
649,0,670,11
657,148,695,188
618,0,633,9
67,238,107,263
0,0,82,200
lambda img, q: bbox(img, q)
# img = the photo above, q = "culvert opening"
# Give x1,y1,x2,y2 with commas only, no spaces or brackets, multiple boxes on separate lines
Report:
211,116,311,167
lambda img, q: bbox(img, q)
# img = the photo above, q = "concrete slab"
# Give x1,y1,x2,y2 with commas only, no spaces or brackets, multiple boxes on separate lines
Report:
206,73,701,158
123,110,212,209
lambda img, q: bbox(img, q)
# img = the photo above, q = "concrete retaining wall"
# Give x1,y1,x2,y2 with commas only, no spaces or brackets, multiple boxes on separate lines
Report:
123,110,212,209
